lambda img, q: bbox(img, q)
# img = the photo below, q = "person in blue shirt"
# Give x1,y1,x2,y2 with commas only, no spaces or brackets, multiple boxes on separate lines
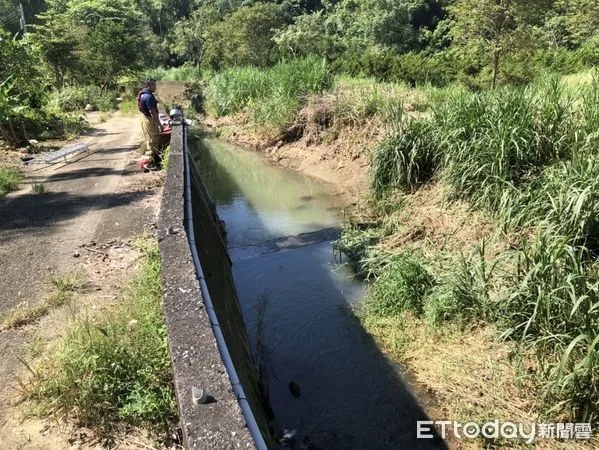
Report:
137,79,163,168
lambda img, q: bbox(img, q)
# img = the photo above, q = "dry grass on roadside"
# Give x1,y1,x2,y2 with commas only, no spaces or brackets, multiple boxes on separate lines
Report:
0,271,86,330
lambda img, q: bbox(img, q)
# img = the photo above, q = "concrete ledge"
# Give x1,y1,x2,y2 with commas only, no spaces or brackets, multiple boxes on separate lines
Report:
158,125,255,449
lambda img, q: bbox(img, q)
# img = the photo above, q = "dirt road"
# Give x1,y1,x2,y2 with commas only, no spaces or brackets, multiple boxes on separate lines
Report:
0,113,164,448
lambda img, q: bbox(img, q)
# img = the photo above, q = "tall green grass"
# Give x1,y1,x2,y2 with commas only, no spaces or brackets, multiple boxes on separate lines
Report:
347,71,599,422
370,104,437,196
205,57,333,128
144,64,202,81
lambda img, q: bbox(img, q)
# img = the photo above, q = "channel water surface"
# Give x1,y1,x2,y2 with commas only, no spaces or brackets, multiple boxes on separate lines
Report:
192,136,444,449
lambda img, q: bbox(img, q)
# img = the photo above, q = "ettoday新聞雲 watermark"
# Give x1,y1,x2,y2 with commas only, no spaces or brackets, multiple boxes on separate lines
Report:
417,421,592,444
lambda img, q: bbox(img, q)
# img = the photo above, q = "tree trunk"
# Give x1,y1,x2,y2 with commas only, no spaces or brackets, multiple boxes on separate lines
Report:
491,49,500,89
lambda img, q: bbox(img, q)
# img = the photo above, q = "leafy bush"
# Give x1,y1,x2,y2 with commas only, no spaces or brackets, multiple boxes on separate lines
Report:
50,86,118,112
364,252,434,317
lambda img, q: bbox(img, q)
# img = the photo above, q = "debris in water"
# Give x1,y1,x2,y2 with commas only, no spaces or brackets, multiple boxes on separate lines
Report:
279,429,296,446
288,381,301,398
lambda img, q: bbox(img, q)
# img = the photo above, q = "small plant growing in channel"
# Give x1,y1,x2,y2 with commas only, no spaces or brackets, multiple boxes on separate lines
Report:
31,181,45,194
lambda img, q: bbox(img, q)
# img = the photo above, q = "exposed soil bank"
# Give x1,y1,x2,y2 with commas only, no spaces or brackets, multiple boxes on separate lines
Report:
204,115,373,205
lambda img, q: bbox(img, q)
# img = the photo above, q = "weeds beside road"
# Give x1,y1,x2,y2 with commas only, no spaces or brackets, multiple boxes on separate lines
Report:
0,167,21,199
24,235,177,441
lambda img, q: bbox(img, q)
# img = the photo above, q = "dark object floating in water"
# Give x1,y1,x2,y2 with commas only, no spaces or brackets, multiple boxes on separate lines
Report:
288,380,301,398
300,195,314,201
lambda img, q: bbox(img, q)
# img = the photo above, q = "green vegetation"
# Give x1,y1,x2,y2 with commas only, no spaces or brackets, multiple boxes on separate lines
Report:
364,252,434,317
0,167,21,198
163,0,598,88
144,64,202,82
160,145,171,171
205,57,332,128
48,86,118,112
336,74,599,424
27,237,176,436
0,29,87,146
31,182,45,194
1,0,598,440
1,0,597,147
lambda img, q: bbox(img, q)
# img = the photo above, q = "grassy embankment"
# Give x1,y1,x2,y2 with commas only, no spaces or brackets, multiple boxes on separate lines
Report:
201,58,599,441
23,236,176,442
355,74,599,426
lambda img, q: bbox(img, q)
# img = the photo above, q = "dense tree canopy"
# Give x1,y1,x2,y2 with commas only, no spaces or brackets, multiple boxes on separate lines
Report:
0,0,597,90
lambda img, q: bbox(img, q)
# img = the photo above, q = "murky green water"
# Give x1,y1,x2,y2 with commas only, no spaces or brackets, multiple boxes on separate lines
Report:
194,137,339,248
191,135,443,449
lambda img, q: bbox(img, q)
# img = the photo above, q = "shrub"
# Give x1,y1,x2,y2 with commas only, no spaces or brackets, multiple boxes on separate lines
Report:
50,86,117,112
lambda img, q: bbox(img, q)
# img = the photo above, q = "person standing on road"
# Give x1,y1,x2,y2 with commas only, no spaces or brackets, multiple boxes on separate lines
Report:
137,79,163,168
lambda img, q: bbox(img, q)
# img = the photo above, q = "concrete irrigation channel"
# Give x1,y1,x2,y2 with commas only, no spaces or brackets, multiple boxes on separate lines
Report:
159,122,447,449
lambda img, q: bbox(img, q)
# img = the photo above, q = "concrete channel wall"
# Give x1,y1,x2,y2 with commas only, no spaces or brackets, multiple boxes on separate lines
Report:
158,123,274,449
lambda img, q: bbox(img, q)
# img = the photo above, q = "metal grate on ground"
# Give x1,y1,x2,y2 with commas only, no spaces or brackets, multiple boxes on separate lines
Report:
26,143,90,165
